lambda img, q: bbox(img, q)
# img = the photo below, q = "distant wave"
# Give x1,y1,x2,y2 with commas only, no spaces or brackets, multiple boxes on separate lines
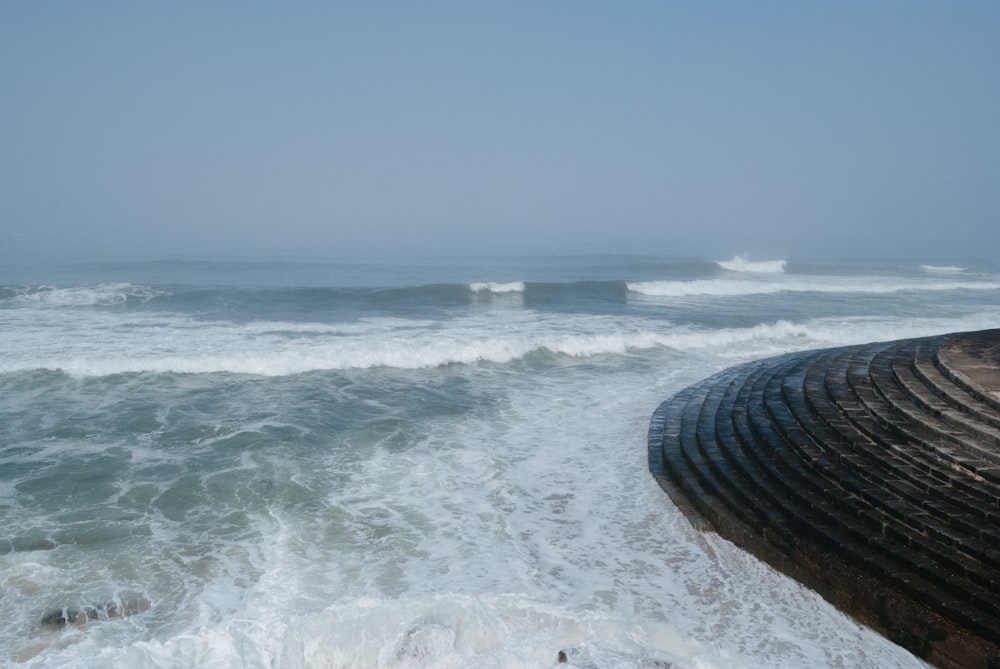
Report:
654,313,1000,361
920,265,965,274
469,282,525,294
627,276,1000,298
9,283,165,307
0,330,758,375
2,331,656,376
715,254,786,274
8,309,1000,378
628,279,784,297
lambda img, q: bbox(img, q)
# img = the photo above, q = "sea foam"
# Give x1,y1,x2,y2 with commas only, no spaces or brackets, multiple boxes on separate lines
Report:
6,307,999,377
627,276,1000,298
920,264,966,273
11,283,164,307
4,256,992,669
469,281,525,294
715,254,787,273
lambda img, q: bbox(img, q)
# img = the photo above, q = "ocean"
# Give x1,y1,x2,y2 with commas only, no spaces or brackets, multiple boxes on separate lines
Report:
2,254,999,669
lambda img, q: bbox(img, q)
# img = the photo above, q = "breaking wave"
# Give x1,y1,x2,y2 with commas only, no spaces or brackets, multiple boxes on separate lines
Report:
920,265,966,274
627,276,1000,298
7,283,166,307
715,254,786,274
5,309,999,377
469,282,525,294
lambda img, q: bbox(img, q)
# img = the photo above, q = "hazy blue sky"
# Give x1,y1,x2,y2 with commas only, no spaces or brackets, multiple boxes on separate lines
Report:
3,2,998,263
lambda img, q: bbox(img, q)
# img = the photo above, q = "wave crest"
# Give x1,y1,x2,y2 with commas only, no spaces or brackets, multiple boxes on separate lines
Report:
469,282,525,294
627,276,1000,298
11,309,1000,378
715,254,787,274
920,265,965,274
10,283,164,307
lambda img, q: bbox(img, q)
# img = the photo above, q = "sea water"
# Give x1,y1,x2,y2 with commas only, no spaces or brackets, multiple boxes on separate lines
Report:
2,254,999,668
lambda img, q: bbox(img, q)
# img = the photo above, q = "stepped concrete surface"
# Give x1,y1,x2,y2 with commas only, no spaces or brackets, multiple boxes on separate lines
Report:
649,329,1000,669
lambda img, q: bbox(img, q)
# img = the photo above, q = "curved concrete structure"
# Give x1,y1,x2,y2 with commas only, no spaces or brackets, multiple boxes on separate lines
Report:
648,329,1000,669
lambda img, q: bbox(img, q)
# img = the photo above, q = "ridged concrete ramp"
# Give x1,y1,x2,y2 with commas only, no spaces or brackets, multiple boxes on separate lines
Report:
648,329,1000,669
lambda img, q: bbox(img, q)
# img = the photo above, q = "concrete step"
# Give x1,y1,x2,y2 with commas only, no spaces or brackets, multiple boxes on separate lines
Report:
648,329,1000,668
648,377,730,533
821,342,1000,517
768,349,1000,596
913,339,1000,431
937,329,1000,413
868,342,1000,464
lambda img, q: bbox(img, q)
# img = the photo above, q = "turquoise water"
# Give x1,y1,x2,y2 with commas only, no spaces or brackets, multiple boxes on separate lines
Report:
2,255,998,668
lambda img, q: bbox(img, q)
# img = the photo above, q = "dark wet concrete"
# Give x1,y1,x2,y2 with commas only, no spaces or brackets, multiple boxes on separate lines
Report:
648,329,1000,669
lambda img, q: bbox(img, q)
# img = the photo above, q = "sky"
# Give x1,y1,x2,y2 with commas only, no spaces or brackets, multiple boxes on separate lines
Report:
2,2,999,264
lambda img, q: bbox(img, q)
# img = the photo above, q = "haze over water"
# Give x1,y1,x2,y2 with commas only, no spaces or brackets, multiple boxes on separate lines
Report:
3,4,999,263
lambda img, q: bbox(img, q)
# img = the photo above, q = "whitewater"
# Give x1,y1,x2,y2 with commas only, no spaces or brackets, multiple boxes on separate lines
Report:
2,254,999,668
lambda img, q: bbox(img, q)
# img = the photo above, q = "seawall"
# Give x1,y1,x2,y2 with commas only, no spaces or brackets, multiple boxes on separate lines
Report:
648,329,1000,668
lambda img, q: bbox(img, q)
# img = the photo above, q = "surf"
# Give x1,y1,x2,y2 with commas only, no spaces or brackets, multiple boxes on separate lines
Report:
3,255,998,668
469,281,525,294
627,275,1000,298
714,254,787,273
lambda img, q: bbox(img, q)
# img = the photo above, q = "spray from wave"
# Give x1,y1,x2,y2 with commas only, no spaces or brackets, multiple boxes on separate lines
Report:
627,276,1000,298
5,307,999,377
9,283,166,307
469,282,525,294
715,254,786,274
920,265,965,274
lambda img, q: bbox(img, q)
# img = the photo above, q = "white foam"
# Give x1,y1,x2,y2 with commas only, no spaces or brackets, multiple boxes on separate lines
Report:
715,254,786,274
4,302,1000,377
5,258,987,669
12,283,164,307
628,278,785,297
627,275,1000,298
3,308,959,668
30,594,707,669
273,595,700,668
920,264,965,273
469,281,526,294
667,314,1000,362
